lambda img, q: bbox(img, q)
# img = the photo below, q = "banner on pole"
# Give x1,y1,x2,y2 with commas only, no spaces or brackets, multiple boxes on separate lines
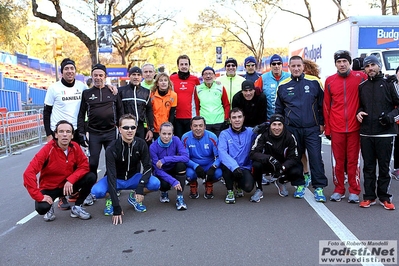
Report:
98,15,112,53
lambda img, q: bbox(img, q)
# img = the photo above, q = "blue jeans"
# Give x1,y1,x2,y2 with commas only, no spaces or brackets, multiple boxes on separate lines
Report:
91,173,160,199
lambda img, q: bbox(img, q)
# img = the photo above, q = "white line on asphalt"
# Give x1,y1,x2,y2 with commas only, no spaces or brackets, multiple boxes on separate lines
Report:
0,226,17,237
16,211,39,225
304,188,383,266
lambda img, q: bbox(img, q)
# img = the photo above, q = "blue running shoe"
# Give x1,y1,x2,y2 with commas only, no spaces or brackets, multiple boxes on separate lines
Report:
176,195,187,211
104,198,113,216
304,172,311,188
160,191,170,203
294,185,305,198
314,188,326,202
127,191,147,212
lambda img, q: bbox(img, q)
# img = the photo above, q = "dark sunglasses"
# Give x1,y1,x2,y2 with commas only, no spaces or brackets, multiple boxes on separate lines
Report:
246,64,256,67
271,62,282,66
121,125,137,130
226,64,236,67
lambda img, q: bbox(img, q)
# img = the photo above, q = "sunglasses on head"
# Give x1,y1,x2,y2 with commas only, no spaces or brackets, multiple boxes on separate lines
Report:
271,62,282,66
121,125,137,130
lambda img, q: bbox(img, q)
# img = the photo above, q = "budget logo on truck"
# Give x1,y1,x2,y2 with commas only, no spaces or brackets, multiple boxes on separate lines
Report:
359,27,399,49
290,44,322,62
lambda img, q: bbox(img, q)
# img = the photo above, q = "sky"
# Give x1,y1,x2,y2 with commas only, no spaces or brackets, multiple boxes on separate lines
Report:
153,0,382,47
34,0,383,48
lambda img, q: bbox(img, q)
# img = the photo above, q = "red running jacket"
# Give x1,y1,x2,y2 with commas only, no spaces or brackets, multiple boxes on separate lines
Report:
23,140,89,201
324,70,367,136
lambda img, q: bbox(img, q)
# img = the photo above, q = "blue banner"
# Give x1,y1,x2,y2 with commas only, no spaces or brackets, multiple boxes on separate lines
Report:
107,67,127,77
98,15,112,53
359,27,399,49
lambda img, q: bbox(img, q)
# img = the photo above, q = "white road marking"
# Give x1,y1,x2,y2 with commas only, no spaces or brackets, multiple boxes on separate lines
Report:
304,188,383,266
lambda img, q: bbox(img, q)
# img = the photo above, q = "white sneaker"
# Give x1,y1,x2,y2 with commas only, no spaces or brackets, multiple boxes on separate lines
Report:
43,205,55,222
70,205,91,220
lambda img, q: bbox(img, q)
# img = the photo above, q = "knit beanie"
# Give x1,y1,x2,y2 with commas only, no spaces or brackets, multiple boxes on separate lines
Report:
60,58,76,73
363,55,381,68
270,113,285,124
334,50,352,64
202,66,215,76
91,63,107,74
244,56,256,65
129,66,142,75
225,58,238,67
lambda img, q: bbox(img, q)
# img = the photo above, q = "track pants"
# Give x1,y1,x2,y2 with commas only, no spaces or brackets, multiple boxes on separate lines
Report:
360,136,393,202
331,131,361,195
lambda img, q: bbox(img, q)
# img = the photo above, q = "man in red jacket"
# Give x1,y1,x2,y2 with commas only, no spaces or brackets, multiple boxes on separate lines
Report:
324,50,367,203
23,120,96,222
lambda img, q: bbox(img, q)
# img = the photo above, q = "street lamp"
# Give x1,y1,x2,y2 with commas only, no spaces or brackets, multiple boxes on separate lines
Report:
94,0,106,64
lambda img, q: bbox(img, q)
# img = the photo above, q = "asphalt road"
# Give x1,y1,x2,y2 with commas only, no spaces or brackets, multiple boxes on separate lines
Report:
0,140,398,266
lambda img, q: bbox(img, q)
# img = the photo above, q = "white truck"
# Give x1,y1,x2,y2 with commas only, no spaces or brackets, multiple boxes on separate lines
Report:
289,16,399,81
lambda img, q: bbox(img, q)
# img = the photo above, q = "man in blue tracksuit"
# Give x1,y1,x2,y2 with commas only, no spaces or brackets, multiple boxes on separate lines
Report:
218,107,256,204
181,116,222,200
275,55,328,202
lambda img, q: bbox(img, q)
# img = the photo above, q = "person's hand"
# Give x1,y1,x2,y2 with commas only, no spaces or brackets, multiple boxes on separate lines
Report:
233,168,243,179
173,182,182,191
269,156,282,172
319,125,325,134
356,111,368,123
42,195,53,205
46,135,53,142
195,166,206,179
386,74,398,83
156,160,163,169
108,85,118,95
112,211,124,225
79,133,89,147
135,194,144,203
325,135,331,140
206,166,216,180
253,122,269,135
63,181,73,196
145,130,153,142
378,112,391,126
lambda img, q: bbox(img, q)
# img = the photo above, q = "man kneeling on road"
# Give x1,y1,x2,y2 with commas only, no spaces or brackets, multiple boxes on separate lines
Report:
23,120,96,222
250,114,305,201
91,114,160,225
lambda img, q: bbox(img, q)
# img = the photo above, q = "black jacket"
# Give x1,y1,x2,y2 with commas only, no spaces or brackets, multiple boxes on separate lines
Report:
232,91,267,127
250,126,300,170
78,85,123,133
105,137,152,215
357,73,399,136
118,84,154,130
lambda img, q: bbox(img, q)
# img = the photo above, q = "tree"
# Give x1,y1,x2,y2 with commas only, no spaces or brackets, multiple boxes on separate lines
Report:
0,0,28,51
31,0,174,66
198,0,275,69
369,0,398,14
270,0,347,32
111,4,175,65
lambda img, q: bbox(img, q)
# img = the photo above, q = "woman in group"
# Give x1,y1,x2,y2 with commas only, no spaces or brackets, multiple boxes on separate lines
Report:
149,122,189,211
150,73,178,140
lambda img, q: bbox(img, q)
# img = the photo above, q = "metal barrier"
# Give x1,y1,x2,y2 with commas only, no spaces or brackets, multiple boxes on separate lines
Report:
0,109,45,155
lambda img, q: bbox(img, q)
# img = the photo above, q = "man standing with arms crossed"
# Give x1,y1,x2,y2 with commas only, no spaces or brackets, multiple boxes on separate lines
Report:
324,50,367,203
170,55,200,138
